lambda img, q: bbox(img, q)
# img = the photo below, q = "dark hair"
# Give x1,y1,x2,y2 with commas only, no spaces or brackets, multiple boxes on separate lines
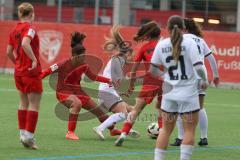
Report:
184,18,203,38
71,32,86,56
167,15,184,61
134,21,161,42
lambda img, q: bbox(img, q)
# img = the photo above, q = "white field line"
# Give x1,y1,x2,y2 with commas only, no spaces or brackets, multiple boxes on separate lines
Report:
0,88,239,108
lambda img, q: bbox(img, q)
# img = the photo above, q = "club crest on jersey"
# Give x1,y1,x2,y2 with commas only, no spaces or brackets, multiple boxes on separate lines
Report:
39,30,63,63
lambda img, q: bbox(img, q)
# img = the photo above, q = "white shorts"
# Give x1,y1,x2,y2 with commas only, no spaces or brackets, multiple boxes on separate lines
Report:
98,88,123,111
161,96,200,114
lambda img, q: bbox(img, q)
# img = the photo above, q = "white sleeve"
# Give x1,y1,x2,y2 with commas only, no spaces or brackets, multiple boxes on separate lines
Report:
27,28,36,39
151,42,163,66
202,40,212,57
50,63,59,72
188,39,203,66
206,54,219,78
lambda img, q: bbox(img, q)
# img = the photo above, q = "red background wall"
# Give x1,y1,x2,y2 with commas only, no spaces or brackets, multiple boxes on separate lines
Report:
0,21,240,83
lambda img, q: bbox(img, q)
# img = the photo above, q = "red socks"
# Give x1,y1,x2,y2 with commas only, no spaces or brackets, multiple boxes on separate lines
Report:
68,113,79,132
18,109,27,130
158,116,163,129
25,111,39,133
122,122,133,135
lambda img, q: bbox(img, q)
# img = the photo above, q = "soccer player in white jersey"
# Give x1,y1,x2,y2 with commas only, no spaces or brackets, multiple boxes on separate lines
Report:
93,26,139,140
150,15,208,160
171,18,219,147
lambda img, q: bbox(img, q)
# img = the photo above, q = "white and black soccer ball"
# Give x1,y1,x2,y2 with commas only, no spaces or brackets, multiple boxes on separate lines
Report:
147,122,160,139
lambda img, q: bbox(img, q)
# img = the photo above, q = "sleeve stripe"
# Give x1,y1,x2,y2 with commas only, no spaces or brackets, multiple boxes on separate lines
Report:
193,61,203,66
204,52,212,58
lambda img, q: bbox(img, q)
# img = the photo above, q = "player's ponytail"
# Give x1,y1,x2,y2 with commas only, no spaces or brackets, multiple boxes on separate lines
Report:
167,15,184,62
133,21,161,42
104,25,132,56
71,31,86,56
18,2,34,19
184,18,203,38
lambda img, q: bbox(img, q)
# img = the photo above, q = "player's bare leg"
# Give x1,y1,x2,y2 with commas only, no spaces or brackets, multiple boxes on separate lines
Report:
154,112,177,160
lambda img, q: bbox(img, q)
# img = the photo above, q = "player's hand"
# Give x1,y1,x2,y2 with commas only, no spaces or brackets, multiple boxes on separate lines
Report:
200,80,208,90
28,60,37,71
213,77,219,87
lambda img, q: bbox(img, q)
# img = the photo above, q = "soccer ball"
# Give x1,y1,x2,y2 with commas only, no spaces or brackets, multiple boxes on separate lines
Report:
147,122,160,139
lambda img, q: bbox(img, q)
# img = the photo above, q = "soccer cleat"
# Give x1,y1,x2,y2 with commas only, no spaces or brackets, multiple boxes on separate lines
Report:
20,136,30,148
170,138,182,146
128,129,140,138
21,137,39,150
115,133,127,146
198,138,208,146
66,131,79,140
110,129,122,136
93,127,105,140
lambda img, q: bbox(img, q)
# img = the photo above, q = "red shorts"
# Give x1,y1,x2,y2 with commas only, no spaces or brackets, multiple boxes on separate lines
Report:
138,73,163,104
56,92,90,106
14,75,43,93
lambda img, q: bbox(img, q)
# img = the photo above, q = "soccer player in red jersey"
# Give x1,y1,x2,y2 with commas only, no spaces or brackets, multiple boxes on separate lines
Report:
6,3,42,149
41,32,121,140
115,21,163,146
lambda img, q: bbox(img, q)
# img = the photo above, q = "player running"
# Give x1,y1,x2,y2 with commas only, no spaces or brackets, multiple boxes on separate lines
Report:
41,31,121,140
151,15,208,160
114,21,163,146
93,26,140,140
7,2,42,149
170,18,219,147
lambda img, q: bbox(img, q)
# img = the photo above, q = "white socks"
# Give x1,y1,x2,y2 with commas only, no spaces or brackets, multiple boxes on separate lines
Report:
25,130,34,139
177,108,208,139
180,145,193,160
20,129,25,138
154,145,193,160
97,112,127,131
176,115,184,140
154,148,166,160
199,108,208,139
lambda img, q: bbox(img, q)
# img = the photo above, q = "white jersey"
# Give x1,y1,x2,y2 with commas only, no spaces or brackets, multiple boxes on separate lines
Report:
151,36,202,101
184,33,211,79
99,56,125,91
184,33,212,63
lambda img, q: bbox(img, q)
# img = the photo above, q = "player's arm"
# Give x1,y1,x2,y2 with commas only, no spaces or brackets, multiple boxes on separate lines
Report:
149,43,165,78
206,53,219,86
22,28,37,70
85,66,111,84
40,64,59,79
6,45,15,64
189,40,208,89
128,61,140,94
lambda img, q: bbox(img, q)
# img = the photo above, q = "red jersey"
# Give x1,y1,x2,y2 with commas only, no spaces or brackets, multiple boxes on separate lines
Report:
134,40,158,70
8,22,41,77
41,59,110,95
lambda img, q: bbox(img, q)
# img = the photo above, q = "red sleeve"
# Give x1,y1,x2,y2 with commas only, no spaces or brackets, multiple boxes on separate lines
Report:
40,63,59,79
134,45,145,62
23,26,35,41
85,65,110,83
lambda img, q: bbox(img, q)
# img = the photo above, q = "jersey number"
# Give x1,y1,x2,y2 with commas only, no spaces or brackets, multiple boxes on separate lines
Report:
166,55,188,80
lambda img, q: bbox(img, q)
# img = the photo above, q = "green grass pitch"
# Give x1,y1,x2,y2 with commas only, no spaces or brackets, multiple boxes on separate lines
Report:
0,74,240,160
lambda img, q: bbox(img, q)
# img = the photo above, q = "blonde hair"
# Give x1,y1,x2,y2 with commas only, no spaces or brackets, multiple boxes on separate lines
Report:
18,2,34,19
